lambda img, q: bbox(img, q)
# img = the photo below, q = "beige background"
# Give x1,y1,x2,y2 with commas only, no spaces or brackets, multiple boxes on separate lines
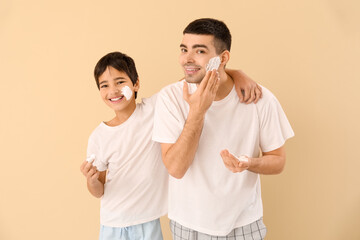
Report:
1,0,359,239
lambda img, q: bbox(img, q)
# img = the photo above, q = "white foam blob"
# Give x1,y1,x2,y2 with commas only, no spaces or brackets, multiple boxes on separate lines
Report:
229,151,249,162
238,155,249,162
121,86,133,100
86,154,96,163
206,56,221,71
86,154,106,171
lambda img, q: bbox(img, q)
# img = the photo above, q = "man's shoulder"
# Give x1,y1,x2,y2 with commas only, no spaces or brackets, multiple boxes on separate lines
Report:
256,85,277,105
157,80,187,103
159,80,184,95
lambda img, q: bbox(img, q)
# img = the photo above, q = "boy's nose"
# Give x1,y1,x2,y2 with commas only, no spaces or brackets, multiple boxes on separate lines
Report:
110,86,120,94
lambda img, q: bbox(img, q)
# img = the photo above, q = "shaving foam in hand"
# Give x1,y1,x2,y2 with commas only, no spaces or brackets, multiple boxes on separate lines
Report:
121,86,133,100
86,154,96,163
229,151,249,162
206,56,221,71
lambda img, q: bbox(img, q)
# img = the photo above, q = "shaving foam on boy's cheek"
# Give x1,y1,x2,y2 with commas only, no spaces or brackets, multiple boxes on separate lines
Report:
121,86,133,100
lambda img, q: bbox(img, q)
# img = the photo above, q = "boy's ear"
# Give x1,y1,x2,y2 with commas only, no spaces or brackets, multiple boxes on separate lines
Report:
134,79,140,91
220,50,230,67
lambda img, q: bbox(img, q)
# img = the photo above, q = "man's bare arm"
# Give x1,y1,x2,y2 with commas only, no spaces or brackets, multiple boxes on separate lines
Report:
220,146,286,175
161,70,220,179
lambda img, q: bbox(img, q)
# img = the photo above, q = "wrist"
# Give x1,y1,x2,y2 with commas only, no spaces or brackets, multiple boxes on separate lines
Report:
188,107,206,121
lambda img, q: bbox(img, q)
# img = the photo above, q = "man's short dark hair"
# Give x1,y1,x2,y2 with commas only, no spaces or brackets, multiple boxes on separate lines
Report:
94,52,138,98
183,18,232,54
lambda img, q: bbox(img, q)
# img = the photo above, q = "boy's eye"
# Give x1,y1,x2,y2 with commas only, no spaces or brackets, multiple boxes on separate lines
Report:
117,81,125,85
100,84,108,88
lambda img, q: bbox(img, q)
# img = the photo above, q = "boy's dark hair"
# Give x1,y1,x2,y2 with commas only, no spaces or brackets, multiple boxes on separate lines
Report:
183,18,232,54
94,51,138,99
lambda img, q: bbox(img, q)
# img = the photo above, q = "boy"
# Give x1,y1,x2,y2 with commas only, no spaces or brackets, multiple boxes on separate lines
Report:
80,51,261,240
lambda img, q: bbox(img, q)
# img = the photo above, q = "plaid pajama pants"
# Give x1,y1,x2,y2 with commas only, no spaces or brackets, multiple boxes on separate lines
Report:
170,218,267,240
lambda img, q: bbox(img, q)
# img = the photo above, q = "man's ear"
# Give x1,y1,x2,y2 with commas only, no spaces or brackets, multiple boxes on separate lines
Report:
220,50,230,67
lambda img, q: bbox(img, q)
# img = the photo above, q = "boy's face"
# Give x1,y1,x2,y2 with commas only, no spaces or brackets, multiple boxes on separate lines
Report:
179,33,218,84
98,66,139,113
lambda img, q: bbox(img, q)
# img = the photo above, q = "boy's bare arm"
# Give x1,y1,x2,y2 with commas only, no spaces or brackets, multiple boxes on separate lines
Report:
226,69,262,103
161,70,220,179
80,161,106,198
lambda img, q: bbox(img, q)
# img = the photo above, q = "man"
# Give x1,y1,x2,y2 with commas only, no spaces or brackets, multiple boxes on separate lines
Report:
153,18,294,239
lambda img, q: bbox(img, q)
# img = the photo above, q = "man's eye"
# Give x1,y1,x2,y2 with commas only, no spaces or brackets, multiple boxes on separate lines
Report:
197,50,205,54
181,48,187,53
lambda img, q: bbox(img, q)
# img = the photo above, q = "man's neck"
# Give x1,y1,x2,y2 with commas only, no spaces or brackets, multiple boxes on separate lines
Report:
214,70,234,101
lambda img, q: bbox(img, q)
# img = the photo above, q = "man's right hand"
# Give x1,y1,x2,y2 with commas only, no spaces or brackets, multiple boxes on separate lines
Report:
183,69,220,115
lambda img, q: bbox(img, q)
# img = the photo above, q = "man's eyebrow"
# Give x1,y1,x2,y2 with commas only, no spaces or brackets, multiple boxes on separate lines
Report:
192,44,208,49
180,44,209,49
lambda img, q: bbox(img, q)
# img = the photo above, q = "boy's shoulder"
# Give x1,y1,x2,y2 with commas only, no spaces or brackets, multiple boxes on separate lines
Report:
88,122,106,141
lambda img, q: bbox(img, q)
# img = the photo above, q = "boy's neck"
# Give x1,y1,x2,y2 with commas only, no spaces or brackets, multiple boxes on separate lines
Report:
105,100,137,127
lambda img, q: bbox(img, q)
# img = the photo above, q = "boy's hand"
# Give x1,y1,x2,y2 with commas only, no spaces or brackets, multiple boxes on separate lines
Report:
234,73,262,104
80,161,100,185
183,69,220,115
220,149,251,173
226,69,262,104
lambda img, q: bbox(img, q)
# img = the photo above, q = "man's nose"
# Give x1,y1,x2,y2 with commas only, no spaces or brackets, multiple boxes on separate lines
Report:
185,52,195,63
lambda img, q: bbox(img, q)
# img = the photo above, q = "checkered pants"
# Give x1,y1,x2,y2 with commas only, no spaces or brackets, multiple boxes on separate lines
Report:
170,218,267,240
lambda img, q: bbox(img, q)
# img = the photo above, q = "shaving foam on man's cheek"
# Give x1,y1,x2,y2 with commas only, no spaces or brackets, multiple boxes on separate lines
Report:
206,56,221,71
121,86,133,100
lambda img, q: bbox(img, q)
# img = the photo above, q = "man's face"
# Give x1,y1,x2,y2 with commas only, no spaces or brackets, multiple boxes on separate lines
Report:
179,34,218,83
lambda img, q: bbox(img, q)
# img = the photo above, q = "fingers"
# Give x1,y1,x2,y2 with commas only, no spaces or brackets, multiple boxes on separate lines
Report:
198,70,212,91
237,89,244,103
80,161,98,179
253,85,262,103
90,168,100,181
220,150,248,173
243,84,262,104
206,70,220,93
245,86,256,104
242,86,251,103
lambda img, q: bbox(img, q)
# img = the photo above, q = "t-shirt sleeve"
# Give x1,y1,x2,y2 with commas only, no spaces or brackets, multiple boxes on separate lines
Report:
152,89,184,144
258,93,294,153
86,134,108,172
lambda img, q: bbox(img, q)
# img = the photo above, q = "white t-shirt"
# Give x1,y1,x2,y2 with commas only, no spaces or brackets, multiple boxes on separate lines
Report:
87,95,168,228
152,80,294,236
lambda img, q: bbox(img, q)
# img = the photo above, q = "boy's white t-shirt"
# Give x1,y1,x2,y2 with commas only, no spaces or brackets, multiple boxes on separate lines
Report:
152,81,294,236
87,94,168,228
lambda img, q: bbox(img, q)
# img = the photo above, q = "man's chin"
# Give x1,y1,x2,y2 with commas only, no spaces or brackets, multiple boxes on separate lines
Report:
185,76,202,84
